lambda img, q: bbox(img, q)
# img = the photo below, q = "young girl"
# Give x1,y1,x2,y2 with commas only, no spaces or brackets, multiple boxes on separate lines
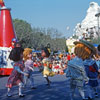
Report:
23,48,36,89
41,47,55,86
6,47,28,97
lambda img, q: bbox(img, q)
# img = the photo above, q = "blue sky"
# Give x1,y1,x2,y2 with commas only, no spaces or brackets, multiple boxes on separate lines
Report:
3,0,100,37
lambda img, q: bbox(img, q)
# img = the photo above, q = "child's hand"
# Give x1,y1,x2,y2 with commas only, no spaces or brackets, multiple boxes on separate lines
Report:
32,68,34,71
24,73,29,76
85,81,88,84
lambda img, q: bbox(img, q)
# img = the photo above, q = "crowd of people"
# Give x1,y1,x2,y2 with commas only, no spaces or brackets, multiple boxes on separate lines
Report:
5,38,100,100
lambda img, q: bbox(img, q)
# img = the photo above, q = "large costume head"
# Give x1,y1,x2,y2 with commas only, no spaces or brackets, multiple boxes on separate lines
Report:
41,47,51,57
9,47,24,62
23,48,32,61
74,40,96,60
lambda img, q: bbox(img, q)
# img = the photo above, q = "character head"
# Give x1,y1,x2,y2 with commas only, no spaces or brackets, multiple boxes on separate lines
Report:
23,48,32,61
74,40,96,60
9,47,24,62
14,42,21,47
41,47,50,57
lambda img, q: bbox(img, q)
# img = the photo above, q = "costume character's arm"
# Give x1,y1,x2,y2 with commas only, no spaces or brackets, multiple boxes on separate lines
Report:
27,65,34,71
80,67,89,82
14,66,25,74
15,66,28,76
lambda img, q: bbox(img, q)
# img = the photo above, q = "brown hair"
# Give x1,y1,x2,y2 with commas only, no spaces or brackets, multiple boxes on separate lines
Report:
23,48,32,61
74,44,92,60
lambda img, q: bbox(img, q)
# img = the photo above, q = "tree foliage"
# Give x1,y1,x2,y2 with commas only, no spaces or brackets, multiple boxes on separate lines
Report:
13,18,66,51
13,19,33,48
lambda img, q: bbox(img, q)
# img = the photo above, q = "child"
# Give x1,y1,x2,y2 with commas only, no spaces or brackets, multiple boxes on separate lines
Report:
41,47,55,86
6,47,28,97
23,48,36,89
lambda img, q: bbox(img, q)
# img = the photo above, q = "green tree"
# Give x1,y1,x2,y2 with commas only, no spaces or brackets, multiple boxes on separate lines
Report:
13,19,67,51
13,19,33,48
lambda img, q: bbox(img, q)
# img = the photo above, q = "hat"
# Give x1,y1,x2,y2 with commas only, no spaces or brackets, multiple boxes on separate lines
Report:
12,38,18,43
74,40,96,54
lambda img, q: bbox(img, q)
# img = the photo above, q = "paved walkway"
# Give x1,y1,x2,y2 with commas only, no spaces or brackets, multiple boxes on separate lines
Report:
0,69,100,100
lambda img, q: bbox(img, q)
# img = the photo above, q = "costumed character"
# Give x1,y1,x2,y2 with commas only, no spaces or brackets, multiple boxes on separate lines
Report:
96,44,100,71
83,42,99,100
14,41,21,48
41,47,55,86
65,40,90,100
23,48,36,89
6,47,28,97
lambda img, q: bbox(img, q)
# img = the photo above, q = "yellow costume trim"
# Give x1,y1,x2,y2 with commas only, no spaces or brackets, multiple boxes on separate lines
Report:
42,58,55,77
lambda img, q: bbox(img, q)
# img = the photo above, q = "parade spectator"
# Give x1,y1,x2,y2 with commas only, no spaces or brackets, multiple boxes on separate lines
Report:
6,47,28,97
71,53,75,59
67,53,71,61
52,60,60,74
23,48,36,89
10,38,18,49
8,38,18,53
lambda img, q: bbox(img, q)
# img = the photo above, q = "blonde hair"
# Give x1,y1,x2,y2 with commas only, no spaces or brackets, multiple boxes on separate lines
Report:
23,48,32,61
74,44,92,60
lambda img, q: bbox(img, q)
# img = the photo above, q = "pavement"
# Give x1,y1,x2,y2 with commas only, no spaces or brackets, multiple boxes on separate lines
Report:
0,68,100,100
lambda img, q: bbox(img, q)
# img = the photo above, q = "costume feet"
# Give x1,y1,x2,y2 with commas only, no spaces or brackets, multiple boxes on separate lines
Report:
95,93,98,98
31,86,36,89
7,94,12,97
88,97,93,100
19,94,25,97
